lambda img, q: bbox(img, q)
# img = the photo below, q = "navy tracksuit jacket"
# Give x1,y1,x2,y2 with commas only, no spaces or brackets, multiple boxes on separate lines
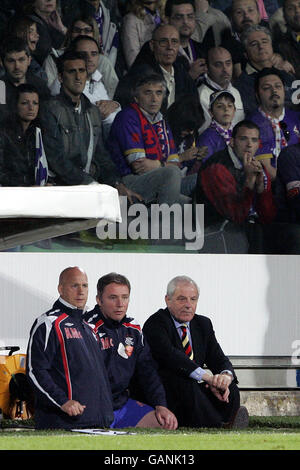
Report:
27,299,114,429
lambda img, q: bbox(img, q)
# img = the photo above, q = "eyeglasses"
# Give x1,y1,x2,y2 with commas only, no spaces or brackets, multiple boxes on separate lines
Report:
279,121,290,141
152,38,180,47
72,26,93,34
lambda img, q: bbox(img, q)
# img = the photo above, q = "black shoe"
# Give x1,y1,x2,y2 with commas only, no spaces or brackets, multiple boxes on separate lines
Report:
223,406,249,429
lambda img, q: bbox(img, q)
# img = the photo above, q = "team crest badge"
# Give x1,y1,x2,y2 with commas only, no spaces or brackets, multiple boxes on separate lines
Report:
117,337,134,359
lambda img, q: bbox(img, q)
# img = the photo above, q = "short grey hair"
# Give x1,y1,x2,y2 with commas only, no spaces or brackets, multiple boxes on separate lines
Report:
240,24,272,50
166,276,199,298
132,73,167,99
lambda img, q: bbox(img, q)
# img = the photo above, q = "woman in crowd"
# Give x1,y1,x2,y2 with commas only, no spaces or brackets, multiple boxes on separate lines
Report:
24,0,67,65
0,84,48,186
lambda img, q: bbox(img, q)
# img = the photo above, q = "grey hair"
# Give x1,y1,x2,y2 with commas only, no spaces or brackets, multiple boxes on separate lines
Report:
166,276,199,298
240,24,272,49
132,73,167,99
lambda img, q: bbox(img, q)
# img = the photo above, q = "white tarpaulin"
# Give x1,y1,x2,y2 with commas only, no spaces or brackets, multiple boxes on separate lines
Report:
0,184,121,221
0,184,121,250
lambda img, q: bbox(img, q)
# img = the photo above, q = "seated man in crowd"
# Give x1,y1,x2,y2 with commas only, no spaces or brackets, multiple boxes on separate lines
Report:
261,142,300,254
164,0,208,83
114,24,198,110
108,73,191,204
277,142,300,224
49,35,120,141
221,0,269,77
197,46,244,133
39,49,133,197
234,25,295,114
62,0,119,67
197,90,237,161
196,120,276,253
84,272,178,430
273,0,300,79
70,35,120,140
143,275,249,429
26,266,114,430
248,67,300,181
0,37,50,107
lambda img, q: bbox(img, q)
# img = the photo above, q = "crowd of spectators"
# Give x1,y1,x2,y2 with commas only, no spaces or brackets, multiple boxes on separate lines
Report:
1,0,300,254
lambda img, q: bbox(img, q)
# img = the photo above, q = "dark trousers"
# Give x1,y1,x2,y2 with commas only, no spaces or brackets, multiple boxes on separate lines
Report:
246,221,300,254
164,377,240,428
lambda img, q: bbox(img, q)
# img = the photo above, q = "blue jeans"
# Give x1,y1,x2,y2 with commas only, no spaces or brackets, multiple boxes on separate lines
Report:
123,166,191,205
181,173,197,197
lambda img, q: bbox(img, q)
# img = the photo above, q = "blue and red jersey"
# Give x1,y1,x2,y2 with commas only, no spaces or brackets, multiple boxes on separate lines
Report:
107,104,179,176
84,305,168,411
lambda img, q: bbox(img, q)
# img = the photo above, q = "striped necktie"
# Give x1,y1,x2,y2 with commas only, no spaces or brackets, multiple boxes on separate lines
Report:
181,324,193,360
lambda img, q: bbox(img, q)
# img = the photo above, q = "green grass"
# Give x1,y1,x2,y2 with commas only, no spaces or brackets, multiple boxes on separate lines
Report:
1,417,300,451
0,431,300,451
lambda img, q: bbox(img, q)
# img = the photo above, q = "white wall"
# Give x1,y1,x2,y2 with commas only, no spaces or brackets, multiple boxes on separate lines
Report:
0,253,299,359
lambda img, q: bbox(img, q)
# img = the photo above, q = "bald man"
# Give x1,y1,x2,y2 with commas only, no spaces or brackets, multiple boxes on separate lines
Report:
26,266,114,430
114,24,198,111
198,46,245,132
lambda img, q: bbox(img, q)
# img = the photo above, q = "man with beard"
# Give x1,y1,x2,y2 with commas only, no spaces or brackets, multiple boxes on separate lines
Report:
248,67,300,181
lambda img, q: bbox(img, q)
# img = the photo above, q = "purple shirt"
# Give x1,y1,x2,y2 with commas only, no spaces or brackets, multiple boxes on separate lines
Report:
197,127,228,162
107,105,178,176
248,108,300,167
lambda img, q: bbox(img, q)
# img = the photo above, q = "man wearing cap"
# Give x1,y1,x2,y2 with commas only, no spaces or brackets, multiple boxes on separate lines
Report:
197,90,237,161
197,47,244,133
248,67,300,181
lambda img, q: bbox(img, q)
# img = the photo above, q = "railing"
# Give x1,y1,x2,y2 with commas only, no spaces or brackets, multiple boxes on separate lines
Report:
227,356,300,391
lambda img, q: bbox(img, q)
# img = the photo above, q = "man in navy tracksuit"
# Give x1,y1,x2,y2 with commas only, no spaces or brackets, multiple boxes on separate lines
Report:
26,266,114,430
84,272,178,429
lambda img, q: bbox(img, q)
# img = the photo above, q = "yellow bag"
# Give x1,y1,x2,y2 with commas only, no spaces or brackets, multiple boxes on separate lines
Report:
0,347,34,419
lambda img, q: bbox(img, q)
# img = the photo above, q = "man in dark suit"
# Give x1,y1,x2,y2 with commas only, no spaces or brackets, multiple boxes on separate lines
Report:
143,275,249,428
114,24,198,111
